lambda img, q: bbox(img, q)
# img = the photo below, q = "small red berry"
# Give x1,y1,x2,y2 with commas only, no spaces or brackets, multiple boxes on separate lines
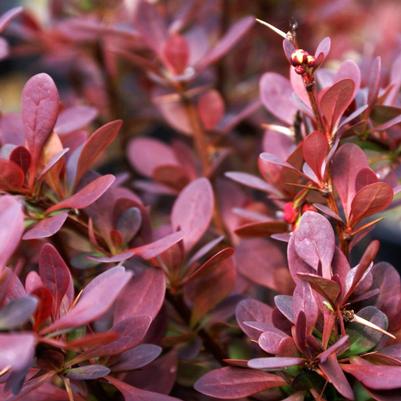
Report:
294,65,305,75
284,202,298,224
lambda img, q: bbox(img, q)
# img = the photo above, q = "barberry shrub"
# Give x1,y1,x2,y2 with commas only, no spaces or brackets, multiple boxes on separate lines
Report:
0,2,401,401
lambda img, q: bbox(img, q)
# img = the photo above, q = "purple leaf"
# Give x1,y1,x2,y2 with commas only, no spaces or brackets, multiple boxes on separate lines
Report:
225,171,283,197
248,357,304,370
235,298,273,340
66,365,110,380
342,361,401,390
84,315,151,358
171,178,214,252
23,212,68,240
293,281,318,334
41,266,132,334
293,212,335,278
260,72,297,125
0,333,35,372
55,105,98,135
128,138,179,177
0,296,37,330
0,195,24,269
194,367,286,399
198,16,255,69
111,344,162,372
47,174,115,213
22,73,59,167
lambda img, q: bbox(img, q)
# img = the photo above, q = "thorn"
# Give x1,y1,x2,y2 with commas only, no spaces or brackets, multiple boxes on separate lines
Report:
353,314,396,340
255,18,288,40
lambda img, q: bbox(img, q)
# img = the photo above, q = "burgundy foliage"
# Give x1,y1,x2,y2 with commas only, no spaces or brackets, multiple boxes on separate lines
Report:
0,1,401,400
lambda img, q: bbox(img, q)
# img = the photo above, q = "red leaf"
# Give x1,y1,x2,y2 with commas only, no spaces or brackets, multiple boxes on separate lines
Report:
349,182,393,225
198,90,225,130
46,174,115,213
172,178,214,251
0,195,24,269
114,267,166,324
319,79,355,131
32,286,53,330
9,146,31,174
297,273,340,305
236,239,288,292
260,72,297,125
186,256,236,325
128,138,179,177
184,247,233,284
106,376,180,401
0,159,25,190
23,212,68,240
194,367,286,399
342,362,401,390
22,73,59,166
302,131,328,181
198,16,255,69
92,231,184,263
41,266,132,334
319,354,353,399
235,220,288,238
331,143,370,217
38,243,73,317
67,331,119,349
163,33,189,75
293,212,335,279
73,120,122,186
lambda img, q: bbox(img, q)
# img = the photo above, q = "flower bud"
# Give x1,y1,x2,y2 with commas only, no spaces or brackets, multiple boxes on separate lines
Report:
306,54,316,68
290,49,309,66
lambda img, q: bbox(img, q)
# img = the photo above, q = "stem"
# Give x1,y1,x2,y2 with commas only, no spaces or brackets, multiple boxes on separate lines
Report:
306,84,325,136
179,91,210,175
166,290,226,364
177,85,228,237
